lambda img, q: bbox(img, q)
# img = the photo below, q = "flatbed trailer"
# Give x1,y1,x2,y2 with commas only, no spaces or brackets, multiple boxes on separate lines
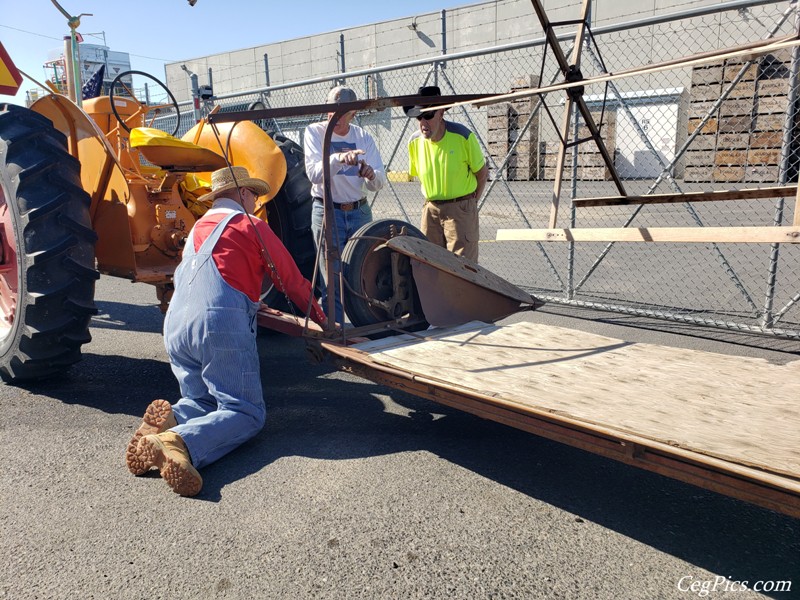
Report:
232,0,800,519
317,319,800,519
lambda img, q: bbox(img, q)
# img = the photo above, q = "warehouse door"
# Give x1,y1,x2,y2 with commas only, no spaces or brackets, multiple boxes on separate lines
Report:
614,101,680,179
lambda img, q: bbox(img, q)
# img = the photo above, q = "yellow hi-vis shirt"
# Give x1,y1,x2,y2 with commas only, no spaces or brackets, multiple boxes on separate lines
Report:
408,121,485,201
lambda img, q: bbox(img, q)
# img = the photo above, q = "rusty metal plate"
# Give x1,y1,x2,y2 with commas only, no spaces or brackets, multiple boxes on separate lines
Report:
384,236,541,327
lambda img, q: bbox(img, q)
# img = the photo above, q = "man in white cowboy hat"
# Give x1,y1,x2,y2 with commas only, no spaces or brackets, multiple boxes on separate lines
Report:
125,165,326,497
304,85,387,324
404,85,487,262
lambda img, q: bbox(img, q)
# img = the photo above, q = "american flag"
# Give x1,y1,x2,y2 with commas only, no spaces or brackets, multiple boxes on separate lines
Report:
81,64,106,100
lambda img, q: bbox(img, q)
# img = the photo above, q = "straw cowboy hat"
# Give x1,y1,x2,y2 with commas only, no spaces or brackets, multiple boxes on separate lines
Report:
197,166,270,203
403,85,445,117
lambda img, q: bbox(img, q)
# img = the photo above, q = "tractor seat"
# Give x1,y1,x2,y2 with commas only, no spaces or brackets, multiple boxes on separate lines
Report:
130,127,228,172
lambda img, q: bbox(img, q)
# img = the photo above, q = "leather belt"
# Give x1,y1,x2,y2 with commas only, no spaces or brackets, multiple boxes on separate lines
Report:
313,197,367,211
427,193,474,205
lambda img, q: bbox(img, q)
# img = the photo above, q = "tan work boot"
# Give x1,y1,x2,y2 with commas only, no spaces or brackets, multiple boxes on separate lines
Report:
136,431,203,497
125,399,177,475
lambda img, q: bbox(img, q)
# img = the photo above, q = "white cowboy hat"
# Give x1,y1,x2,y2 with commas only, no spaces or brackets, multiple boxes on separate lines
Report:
197,165,270,203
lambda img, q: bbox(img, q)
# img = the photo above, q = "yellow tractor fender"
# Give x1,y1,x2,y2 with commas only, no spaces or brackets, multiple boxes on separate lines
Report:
182,120,288,220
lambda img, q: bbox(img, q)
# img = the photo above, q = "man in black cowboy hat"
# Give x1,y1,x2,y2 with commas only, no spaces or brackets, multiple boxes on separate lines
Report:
404,85,487,262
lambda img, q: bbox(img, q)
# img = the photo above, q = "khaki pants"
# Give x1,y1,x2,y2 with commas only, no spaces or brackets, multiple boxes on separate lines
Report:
420,196,479,262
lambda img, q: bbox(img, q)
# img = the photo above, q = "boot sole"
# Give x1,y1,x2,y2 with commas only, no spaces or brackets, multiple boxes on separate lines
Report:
125,399,176,475
137,435,203,497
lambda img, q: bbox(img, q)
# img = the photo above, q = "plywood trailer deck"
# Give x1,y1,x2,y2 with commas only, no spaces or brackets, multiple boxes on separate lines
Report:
321,320,800,519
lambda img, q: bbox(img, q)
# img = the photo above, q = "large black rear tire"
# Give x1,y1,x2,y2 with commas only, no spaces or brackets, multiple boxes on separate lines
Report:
262,133,318,311
0,104,99,382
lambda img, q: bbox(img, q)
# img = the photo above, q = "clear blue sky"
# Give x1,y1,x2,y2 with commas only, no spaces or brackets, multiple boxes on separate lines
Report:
0,0,477,104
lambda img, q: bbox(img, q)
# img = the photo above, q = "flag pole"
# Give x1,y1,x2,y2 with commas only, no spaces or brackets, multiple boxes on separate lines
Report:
49,0,92,106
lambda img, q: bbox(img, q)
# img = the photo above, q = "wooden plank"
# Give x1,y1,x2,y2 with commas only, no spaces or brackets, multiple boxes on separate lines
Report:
691,66,724,86
712,166,746,182
321,321,800,517
344,322,800,479
717,133,751,149
496,226,800,243
714,150,748,165
745,166,780,183
335,358,800,518
795,182,800,227
434,35,800,113
754,113,784,131
750,130,784,148
548,94,573,228
572,185,796,207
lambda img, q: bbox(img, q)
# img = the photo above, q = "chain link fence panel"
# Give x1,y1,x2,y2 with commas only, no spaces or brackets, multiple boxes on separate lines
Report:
161,0,800,342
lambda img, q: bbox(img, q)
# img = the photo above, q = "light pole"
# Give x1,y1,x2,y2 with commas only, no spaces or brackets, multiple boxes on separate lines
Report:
181,64,202,123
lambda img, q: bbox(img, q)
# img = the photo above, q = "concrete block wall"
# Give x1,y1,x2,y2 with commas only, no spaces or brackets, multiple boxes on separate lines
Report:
164,0,731,104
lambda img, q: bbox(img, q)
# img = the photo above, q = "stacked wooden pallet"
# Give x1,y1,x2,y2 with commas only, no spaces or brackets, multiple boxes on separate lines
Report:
684,49,791,184
486,76,540,181
487,101,512,180
540,108,617,181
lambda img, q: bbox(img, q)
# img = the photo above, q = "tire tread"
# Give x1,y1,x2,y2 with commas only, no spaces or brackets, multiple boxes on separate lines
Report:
0,104,98,382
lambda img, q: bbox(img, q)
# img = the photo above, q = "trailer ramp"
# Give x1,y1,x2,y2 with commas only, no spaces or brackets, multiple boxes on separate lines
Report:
322,321,800,518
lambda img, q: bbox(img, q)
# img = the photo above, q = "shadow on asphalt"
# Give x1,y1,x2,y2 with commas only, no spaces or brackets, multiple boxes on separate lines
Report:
14,327,798,598
91,299,166,335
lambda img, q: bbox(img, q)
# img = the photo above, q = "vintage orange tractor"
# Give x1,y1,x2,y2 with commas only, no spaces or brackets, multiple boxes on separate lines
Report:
0,70,316,381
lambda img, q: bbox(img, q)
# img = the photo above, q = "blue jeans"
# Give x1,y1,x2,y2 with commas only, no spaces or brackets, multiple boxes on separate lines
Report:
311,200,372,324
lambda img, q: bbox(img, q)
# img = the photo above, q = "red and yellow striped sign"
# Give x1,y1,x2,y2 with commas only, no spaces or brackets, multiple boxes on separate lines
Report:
0,43,23,95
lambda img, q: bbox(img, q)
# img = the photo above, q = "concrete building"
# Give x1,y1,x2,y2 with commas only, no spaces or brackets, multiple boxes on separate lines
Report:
163,0,795,185
164,0,748,103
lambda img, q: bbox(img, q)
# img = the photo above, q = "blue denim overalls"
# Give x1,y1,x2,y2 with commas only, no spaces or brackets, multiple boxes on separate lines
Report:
163,207,266,469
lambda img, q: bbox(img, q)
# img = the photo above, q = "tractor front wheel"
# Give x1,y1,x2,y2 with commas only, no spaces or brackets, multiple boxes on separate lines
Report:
0,104,99,382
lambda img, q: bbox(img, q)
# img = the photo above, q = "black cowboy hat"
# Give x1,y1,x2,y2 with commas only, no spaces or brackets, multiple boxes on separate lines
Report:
403,85,445,117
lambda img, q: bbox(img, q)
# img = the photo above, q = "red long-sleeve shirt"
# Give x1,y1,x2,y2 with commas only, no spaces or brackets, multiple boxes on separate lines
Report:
192,200,325,325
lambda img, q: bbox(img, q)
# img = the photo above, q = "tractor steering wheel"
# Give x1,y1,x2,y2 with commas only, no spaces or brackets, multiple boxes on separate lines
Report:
109,70,181,137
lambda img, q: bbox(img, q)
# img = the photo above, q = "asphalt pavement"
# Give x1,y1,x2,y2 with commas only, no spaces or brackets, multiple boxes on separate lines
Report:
1,275,798,600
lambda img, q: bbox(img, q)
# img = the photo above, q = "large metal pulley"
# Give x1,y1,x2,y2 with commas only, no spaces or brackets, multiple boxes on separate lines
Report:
341,219,428,331
340,218,542,333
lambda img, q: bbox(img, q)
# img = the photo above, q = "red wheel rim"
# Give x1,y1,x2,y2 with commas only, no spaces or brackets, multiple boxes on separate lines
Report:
0,189,18,338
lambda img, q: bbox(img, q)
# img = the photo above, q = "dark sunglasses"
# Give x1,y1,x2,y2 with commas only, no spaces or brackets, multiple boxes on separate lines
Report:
415,110,438,121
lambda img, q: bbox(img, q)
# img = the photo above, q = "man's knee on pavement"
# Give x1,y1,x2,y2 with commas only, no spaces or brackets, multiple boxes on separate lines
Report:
237,403,267,435
251,406,267,432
